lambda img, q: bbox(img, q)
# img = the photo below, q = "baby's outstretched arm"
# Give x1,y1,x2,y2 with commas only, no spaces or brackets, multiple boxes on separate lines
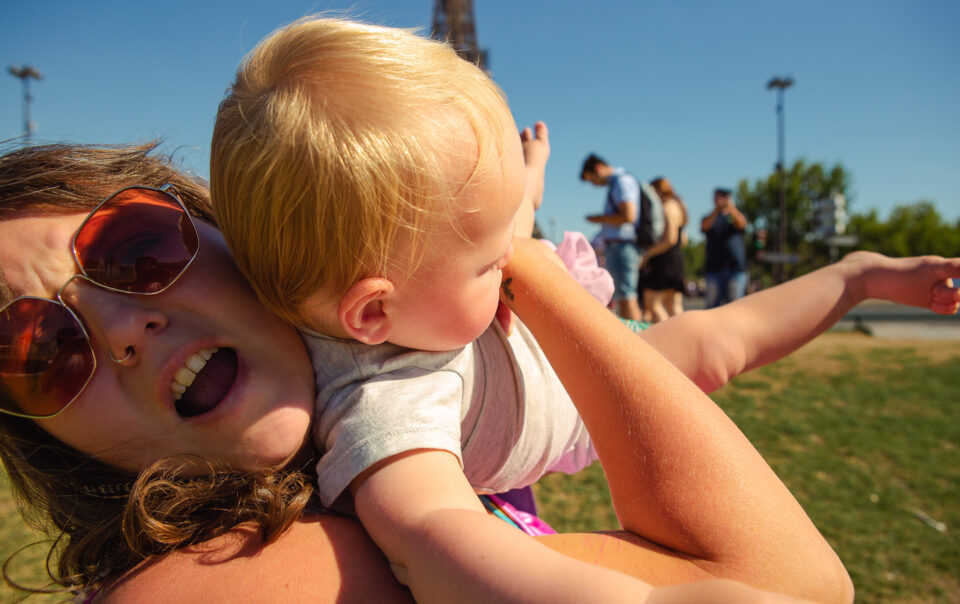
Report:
642,252,960,393
514,121,550,239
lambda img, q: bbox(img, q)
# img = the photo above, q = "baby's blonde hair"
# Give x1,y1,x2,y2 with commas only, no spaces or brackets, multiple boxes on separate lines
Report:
211,16,513,325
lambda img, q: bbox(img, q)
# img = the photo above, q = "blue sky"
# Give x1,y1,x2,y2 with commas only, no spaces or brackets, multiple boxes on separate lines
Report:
3,0,957,243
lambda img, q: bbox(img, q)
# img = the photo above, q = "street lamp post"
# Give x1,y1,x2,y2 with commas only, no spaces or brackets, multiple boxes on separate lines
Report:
9,64,43,145
767,75,793,283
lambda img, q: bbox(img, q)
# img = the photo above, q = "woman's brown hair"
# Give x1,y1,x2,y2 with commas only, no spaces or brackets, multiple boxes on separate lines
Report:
0,142,313,593
650,176,688,228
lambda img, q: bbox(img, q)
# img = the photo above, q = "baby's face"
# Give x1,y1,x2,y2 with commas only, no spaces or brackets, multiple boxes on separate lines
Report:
384,117,525,351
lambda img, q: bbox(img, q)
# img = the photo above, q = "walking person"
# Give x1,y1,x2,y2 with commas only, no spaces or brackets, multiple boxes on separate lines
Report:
581,154,642,321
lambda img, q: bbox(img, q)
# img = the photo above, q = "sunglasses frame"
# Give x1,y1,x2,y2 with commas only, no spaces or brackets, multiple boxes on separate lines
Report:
0,184,199,419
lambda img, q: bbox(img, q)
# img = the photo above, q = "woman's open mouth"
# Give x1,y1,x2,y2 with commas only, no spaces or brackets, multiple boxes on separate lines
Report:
172,347,239,417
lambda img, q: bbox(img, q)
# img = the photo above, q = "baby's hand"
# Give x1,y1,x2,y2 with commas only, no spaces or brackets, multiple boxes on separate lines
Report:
846,251,960,314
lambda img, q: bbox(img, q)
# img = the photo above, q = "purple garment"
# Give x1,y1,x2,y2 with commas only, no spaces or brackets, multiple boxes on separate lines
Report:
494,486,539,516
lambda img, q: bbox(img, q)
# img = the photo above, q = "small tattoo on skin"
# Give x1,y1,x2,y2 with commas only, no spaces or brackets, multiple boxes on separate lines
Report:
502,277,515,301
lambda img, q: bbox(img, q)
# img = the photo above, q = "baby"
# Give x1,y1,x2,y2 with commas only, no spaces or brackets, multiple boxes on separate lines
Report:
210,18,960,602
211,15,606,599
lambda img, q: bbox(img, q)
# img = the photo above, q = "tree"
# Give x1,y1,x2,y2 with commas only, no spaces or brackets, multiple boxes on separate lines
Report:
736,159,852,281
850,202,960,258
731,161,957,285
682,239,704,287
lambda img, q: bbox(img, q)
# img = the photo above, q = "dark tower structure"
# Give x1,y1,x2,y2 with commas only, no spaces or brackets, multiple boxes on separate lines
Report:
431,0,488,70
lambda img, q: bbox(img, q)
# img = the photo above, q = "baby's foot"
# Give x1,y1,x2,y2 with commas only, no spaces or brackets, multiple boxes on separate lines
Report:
847,251,960,314
520,121,550,211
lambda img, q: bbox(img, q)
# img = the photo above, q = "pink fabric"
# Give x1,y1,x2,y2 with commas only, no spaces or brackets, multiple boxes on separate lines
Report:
541,232,614,305
487,494,557,536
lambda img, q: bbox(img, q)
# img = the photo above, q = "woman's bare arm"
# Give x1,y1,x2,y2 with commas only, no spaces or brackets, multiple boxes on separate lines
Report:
500,238,854,603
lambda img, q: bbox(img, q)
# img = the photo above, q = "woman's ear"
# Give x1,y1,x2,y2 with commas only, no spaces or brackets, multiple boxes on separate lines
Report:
337,278,395,345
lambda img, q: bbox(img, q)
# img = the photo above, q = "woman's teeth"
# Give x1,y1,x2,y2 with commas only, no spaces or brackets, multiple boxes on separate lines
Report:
171,347,217,401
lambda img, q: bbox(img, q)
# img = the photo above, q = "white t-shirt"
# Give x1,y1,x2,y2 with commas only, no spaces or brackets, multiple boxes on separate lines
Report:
306,320,596,507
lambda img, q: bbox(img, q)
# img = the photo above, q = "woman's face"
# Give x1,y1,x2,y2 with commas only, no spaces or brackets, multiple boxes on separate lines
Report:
0,210,315,472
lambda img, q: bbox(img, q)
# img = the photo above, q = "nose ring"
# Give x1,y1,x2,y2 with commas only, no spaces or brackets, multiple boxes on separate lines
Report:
109,346,135,365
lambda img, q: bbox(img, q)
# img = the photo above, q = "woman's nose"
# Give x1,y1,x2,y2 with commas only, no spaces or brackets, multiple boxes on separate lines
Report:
64,282,170,365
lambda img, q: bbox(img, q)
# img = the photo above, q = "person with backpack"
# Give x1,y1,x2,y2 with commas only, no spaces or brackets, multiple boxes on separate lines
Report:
582,154,663,321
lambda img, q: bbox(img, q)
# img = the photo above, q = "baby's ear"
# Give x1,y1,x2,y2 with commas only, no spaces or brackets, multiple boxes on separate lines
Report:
337,278,395,345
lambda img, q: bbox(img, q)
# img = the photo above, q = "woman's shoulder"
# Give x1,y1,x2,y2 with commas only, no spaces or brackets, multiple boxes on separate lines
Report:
664,197,688,226
95,514,413,603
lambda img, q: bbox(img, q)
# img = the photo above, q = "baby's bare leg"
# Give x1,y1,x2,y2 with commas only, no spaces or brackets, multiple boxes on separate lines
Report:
642,251,960,393
515,121,550,238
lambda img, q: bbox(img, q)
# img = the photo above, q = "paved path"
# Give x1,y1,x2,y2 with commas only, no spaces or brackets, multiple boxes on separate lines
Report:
681,297,960,340
839,320,960,340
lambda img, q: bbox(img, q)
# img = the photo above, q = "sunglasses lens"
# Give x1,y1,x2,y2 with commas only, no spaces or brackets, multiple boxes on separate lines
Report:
74,187,199,294
0,299,95,418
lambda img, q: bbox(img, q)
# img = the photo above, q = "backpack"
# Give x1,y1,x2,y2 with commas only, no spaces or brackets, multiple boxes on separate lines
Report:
635,180,665,249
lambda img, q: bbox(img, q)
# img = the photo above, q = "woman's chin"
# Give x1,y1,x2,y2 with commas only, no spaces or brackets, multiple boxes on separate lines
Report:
238,407,314,469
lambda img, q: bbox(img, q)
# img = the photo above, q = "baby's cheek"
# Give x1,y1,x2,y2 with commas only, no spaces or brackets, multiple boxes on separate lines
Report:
480,283,503,326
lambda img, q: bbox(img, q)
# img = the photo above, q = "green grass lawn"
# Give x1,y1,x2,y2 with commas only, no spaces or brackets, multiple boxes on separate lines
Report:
3,333,959,602
0,471,63,603
535,333,960,603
